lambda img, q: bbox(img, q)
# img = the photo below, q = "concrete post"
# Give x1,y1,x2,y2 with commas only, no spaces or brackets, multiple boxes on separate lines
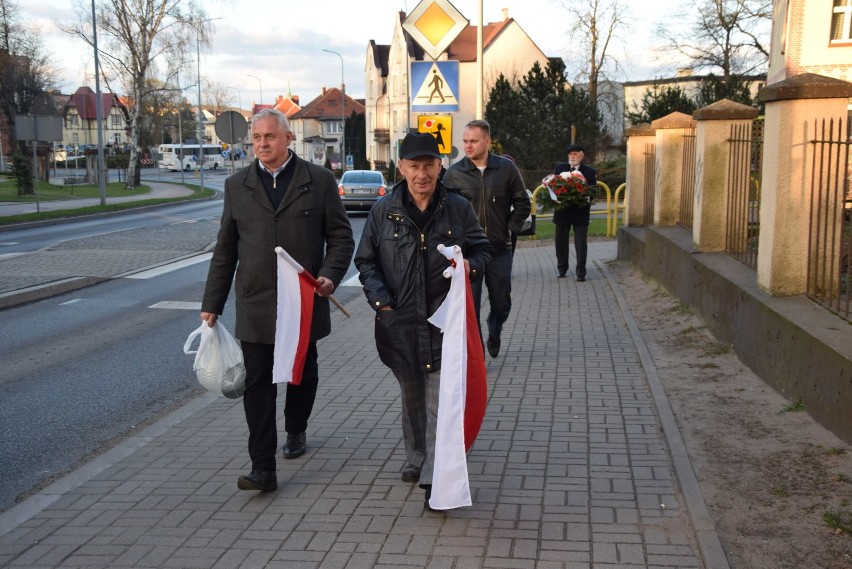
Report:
650,112,696,226
756,73,852,295
692,100,760,252
624,124,655,226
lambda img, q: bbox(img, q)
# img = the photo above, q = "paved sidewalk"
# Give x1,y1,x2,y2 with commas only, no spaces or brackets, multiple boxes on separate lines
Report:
0,232,729,568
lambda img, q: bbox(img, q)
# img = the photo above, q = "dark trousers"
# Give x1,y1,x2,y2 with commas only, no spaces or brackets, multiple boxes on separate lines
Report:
471,247,513,339
240,341,319,471
555,223,588,278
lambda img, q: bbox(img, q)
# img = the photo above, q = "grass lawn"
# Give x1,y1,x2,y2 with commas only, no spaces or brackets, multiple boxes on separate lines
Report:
517,216,614,242
0,176,148,201
0,176,213,226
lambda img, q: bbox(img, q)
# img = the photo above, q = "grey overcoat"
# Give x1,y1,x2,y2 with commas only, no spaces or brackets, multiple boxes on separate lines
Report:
202,156,354,344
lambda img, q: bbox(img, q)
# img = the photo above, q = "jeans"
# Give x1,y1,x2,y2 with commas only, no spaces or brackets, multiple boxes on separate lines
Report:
471,247,513,339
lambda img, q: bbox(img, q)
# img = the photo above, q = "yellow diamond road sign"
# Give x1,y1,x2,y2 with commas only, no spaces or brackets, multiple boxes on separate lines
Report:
402,0,469,60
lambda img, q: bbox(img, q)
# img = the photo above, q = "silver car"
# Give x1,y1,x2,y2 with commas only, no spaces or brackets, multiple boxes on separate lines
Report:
338,170,388,211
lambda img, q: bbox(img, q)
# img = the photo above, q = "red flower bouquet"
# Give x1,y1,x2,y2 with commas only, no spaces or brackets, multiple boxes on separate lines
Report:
539,171,592,211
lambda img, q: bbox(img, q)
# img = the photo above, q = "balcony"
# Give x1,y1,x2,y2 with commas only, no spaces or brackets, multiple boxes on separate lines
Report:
373,128,390,143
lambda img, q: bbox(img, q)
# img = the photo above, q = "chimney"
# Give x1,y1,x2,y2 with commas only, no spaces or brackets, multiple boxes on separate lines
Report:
292,95,299,105
502,8,508,20
322,87,327,96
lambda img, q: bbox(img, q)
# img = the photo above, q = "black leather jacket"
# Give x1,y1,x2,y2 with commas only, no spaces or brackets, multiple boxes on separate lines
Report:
441,153,530,253
355,180,491,373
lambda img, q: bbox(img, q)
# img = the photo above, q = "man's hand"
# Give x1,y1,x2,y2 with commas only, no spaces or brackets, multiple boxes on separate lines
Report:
315,276,335,297
200,312,218,327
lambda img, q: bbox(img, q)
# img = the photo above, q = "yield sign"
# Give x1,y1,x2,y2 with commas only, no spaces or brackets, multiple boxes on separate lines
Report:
402,0,468,60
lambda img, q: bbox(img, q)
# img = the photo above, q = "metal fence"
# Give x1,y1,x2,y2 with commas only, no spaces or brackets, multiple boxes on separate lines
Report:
806,117,851,322
643,143,656,226
678,128,697,229
725,120,764,269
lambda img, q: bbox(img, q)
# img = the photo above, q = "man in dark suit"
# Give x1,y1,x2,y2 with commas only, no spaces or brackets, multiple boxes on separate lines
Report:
201,109,354,492
553,144,597,282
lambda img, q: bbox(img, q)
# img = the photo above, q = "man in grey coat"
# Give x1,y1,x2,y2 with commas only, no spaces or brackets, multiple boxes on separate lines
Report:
201,109,354,492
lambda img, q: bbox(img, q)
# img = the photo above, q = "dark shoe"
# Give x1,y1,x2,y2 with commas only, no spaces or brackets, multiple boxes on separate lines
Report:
576,276,586,282
423,484,437,512
401,463,421,483
486,335,501,358
283,432,306,459
557,272,566,278
237,469,277,491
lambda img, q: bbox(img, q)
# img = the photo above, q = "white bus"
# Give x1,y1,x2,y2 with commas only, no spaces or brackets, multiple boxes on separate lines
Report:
158,144,225,171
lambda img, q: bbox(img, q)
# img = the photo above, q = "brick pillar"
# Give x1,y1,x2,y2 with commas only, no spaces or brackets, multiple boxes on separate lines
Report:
650,112,697,226
756,73,852,295
624,124,655,226
692,100,760,252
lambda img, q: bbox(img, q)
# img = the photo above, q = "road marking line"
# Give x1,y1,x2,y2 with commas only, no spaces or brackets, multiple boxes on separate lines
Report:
149,301,202,310
340,274,363,288
125,253,212,279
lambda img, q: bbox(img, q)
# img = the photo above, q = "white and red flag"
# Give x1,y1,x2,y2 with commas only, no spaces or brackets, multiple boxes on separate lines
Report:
273,246,316,385
426,244,488,510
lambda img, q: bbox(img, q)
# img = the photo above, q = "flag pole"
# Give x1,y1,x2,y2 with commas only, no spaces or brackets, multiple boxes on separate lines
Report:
275,247,351,318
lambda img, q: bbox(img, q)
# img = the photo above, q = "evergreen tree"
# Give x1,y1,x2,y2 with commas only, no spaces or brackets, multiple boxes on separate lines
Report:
485,60,602,170
695,74,757,108
626,83,697,125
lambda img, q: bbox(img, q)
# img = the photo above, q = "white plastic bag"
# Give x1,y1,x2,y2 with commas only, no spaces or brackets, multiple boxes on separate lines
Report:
183,321,246,399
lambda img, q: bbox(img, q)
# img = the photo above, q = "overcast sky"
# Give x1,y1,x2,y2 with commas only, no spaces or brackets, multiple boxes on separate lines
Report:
25,0,684,107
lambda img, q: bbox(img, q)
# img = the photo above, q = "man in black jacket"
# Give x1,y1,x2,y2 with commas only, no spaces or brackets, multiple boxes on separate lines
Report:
441,120,530,358
355,132,490,508
553,144,597,281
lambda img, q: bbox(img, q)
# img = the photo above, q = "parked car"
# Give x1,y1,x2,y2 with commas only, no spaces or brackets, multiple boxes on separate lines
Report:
337,170,388,211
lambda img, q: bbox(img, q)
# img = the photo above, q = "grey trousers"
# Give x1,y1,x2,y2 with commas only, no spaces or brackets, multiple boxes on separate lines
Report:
390,367,440,485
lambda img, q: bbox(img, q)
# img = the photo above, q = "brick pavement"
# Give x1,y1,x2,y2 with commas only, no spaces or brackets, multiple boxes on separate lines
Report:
0,235,728,569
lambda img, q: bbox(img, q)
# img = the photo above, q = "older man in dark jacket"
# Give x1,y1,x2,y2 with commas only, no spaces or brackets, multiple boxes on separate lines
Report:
553,143,597,281
355,132,490,509
201,109,354,492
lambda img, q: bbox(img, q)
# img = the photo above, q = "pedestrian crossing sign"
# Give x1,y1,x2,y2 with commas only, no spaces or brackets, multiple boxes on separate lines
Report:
417,115,452,155
411,61,459,112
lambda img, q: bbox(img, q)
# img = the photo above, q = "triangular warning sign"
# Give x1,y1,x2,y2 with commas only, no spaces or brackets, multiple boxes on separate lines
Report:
413,63,459,107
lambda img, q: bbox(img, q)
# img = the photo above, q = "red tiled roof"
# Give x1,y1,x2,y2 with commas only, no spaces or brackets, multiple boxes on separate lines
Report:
290,87,365,120
273,96,301,118
446,19,513,62
66,86,126,119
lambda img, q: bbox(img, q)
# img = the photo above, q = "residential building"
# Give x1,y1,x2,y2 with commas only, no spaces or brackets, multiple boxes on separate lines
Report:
62,86,130,150
365,9,550,170
289,87,364,168
767,0,852,86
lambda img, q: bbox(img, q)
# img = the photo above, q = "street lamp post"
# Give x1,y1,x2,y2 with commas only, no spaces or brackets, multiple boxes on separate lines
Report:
322,49,345,173
247,74,263,110
91,0,107,203
196,29,205,192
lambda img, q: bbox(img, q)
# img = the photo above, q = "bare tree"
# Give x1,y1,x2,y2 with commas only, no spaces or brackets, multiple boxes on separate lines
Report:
63,0,210,188
559,0,631,114
0,0,56,138
203,80,234,114
655,0,772,78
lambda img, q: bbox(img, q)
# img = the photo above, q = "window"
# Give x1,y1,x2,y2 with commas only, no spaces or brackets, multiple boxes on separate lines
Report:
326,121,342,134
831,0,852,42
111,114,121,127
70,115,78,126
